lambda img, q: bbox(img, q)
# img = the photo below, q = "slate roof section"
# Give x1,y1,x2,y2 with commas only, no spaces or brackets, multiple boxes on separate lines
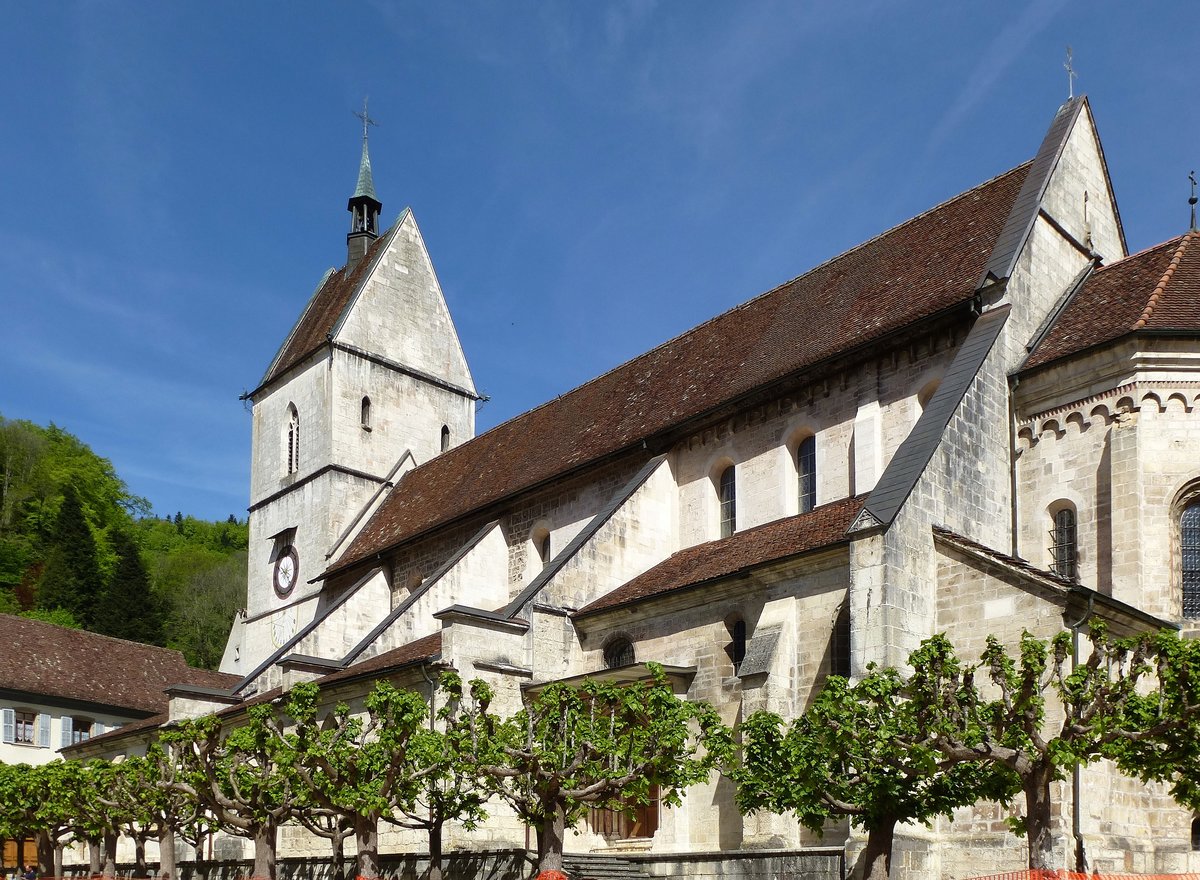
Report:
258,227,394,390
1023,232,1200,371
0,615,239,715
861,304,1011,527
337,162,1031,572
981,97,1085,286
575,495,864,617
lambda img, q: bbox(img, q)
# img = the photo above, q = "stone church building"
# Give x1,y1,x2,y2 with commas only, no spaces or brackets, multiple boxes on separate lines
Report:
73,97,1200,879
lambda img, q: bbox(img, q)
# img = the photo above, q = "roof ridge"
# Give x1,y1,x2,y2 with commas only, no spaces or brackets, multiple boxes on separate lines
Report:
1133,232,1196,330
0,613,189,659
426,162,1034,455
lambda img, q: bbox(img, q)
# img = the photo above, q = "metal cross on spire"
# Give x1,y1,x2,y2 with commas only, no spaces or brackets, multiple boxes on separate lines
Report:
1064,46,1077,99
353,97,378,144
1189,171,1197,232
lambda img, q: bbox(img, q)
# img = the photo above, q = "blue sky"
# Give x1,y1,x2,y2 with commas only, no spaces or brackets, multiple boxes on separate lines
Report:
1,2,1195,521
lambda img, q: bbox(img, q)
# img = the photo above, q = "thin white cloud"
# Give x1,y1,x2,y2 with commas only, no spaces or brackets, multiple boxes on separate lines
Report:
926,0,1070,151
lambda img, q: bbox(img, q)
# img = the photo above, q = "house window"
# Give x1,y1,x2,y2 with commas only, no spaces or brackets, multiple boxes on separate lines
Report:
603,638,635,669
14,710,35,744
537,532,551,567
1050,506,1077,581
441,425,451,452
286,405,300,475
797,436,816,514
63,716,93,746
1182,502,1200,617
718,466,736,538
1192,816,1200,851
360,397,372,430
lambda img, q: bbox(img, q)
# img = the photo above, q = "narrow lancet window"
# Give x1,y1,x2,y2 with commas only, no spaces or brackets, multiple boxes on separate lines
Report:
797,435,816,514
719,466,736,538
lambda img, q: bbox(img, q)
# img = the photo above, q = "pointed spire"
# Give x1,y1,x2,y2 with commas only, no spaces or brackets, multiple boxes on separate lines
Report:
353,137,378,202
347,98,383,268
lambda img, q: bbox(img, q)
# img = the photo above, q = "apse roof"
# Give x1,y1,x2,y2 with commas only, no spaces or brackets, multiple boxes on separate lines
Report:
1023,231,1200,371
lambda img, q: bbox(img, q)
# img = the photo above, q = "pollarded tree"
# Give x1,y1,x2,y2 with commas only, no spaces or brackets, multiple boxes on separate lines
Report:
279,679,488,880
163,706,300,880
905,625,1200,871
451,665,734,874
736,668,1018,880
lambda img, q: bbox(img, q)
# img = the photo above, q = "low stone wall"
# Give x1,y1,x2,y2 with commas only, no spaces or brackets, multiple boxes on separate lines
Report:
630,847,844,880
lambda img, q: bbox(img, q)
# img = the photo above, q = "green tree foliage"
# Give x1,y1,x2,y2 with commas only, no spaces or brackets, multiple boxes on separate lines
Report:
92,529,165,644
279,679,489,880
451,665,734,874
163,705,300,880
905,625,1200,871
37,485,103,623
736,669,1018,880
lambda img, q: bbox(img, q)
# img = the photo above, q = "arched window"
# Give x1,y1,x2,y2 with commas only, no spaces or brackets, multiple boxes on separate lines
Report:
797,435,816,514
831,601,851,679
1182,502,1200,617
286,405,300,475
1192,816,1200,851
537,531,551,567
718,465,736,538
1050,506,1077,581
360,396,372,430
603,638,635,669
441,425,451,452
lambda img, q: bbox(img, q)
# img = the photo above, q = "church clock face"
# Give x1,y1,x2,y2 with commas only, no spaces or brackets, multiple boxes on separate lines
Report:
273,546,299,598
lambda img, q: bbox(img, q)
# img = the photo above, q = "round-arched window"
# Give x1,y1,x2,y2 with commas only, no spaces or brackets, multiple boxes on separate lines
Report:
603,638,635,669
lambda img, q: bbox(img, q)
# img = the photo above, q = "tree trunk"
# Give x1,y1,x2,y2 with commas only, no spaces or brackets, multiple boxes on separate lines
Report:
135,835,148,876
252,821,277,880
329,829,345,880
89,839,103,874
354,814,379,879
35,832,52,878
535,804,567,874
427,820,444,880
52,842,63,880
103,830,118,877
158,828,177,880
850,818,896,880
1025,769,1056,871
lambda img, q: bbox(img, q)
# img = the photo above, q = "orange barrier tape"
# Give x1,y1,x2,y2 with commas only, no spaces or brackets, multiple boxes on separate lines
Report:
968,872,1200,880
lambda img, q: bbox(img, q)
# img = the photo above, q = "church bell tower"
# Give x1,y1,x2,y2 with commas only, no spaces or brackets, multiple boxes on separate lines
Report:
347,99,382,267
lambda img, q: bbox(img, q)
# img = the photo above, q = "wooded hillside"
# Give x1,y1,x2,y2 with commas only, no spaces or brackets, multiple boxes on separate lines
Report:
0,414,245,669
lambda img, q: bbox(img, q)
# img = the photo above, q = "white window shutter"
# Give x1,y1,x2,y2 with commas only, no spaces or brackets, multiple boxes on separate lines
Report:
1,708,13,744
37,713,51,747
60,716,73,748
94,721,105,736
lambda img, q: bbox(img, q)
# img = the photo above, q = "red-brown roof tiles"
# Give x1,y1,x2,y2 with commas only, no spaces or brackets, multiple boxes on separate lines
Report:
336,164,1031,573
1024,231,1200,370
259,231,392,389
575,495,865,617
0,615,239,715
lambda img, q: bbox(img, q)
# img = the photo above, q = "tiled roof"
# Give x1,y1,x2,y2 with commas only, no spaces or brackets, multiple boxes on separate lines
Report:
1024,231,1200,370
575,495,865,617
931,526,1075,589
336,163,1031,573
0,615,239,715
259,230,392,388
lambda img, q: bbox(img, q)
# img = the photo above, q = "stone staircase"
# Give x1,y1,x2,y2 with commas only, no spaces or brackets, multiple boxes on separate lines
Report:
562,853,648,880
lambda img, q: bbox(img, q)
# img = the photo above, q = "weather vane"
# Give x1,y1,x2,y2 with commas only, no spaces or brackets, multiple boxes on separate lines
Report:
1064,46,1077,99
1189,171,1197,232
353,97,378,144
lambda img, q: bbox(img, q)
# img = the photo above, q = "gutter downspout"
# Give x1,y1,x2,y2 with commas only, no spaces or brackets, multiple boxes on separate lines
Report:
1065,593,1096,872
